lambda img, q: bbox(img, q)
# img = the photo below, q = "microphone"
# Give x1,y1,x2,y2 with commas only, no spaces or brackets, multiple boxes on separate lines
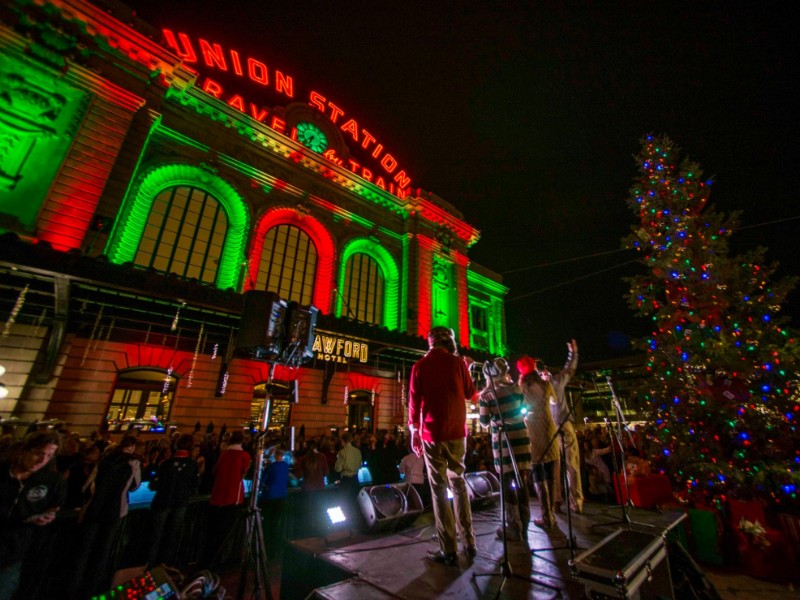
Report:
482,360,501,379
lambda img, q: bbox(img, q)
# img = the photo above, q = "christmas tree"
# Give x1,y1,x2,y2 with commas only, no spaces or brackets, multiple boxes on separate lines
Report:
622,135,800,510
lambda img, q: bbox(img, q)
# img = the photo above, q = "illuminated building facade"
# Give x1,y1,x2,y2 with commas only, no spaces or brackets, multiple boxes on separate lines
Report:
0,0,508,437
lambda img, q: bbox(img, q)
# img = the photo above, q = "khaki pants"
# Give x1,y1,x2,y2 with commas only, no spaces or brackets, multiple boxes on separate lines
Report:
552,421,583,506
422,438,474,554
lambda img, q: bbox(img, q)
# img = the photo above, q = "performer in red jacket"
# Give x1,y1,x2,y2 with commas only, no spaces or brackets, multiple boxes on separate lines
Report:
408,326,477,566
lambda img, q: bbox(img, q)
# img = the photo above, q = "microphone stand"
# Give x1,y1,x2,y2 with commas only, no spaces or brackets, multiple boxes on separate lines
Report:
471,367,560,598
530,396,583,559
591,376,655,532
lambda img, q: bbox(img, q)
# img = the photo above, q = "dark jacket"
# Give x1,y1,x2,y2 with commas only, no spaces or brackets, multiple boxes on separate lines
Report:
150,453,199,509
82,452,138,523
0,462,66,567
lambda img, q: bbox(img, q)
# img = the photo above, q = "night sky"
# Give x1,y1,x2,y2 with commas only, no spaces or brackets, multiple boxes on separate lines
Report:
121,0,798,364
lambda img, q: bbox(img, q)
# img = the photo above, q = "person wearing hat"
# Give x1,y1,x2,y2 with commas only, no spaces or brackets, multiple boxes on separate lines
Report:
478,357,532,543
517,355,560,529
408,326,477,565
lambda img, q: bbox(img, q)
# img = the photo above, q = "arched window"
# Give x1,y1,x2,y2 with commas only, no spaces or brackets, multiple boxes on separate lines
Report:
256,224,317,305
134,186,228,284
105,368,176,431
343,253,385,326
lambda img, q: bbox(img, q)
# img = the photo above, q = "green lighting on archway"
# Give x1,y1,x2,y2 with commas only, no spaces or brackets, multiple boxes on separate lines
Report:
337,238,400,330
106,163,249,290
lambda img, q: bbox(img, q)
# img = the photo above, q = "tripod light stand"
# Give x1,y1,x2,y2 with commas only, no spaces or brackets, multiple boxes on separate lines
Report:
471,360,560,598
236,364,276,600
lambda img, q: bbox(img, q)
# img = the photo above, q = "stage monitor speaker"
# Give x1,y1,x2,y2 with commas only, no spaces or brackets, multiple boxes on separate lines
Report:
465,471,500,507
282,302,319,365
357,482,423,532
234,290,287,360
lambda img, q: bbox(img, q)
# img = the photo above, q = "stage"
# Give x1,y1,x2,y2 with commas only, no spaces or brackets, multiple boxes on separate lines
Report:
279,499,691,599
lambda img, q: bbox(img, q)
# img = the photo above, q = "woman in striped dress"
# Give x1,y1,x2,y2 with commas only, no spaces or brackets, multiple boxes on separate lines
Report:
479,358,532,542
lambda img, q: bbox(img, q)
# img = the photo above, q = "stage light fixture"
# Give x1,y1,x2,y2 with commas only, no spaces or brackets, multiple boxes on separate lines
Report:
323,503,351,544
326,506,346,525
281,302,319,365
234,291,287,360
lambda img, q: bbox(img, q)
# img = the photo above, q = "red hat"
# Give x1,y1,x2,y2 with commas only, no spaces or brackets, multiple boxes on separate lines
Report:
516,355,539,377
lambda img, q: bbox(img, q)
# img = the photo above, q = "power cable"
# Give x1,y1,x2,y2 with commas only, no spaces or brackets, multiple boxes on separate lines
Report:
502,248,629,274
501,214,800,276
507,260,638,302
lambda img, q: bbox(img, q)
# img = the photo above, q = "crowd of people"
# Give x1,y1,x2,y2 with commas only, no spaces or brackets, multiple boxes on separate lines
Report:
0,328,652,597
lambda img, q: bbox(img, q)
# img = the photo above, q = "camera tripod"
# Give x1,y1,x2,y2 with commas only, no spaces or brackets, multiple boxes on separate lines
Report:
236,370,276,600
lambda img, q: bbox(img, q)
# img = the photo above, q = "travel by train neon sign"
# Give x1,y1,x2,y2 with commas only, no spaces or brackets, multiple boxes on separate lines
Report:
162,30,412,198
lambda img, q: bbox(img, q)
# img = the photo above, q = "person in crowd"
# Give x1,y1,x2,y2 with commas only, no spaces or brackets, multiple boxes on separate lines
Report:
542,340,582,514
625,453,652,479
518,356,560,530
55,434,81,474
296,439,329,537
320,437,338,483
372,429,400,485
399,440,428,506
71,435,141,598
298,439,329,491
361,432,378,480
0,431,65,600
584,438,612,498
478,357,532,543
334,432,362,510
64,441,102,510
408,326,477,565
201,429,251,568
260,448,291,559
147,433,199,569
191,440,206,479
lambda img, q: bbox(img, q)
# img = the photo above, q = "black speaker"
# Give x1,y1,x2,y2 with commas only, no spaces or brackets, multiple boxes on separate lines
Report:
282,302,319,365
465,471,501,507
234,290,287,360
357,482,424,532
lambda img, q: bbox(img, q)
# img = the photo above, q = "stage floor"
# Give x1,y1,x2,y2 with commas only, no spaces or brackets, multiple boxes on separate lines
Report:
280,500,690,599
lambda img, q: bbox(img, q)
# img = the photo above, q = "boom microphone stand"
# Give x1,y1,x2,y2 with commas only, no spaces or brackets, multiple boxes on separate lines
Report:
472,362,560,598
590,376,654,532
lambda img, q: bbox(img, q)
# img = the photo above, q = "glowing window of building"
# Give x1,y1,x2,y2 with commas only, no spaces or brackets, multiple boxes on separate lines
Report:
257,224,317,305
105,369,176,429
470,304,490,351
250,381,295,433
432,257,453,327
343,253,385,325
134,186,228,284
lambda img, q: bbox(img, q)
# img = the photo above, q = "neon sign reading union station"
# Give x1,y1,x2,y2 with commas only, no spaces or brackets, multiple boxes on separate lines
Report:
163,30,412,199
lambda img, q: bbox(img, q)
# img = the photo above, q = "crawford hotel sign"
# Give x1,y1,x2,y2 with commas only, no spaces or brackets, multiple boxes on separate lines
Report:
311,334,369,364
162,30,412,199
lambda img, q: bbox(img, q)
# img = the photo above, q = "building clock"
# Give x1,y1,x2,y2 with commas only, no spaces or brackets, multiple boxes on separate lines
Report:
296,122,328,153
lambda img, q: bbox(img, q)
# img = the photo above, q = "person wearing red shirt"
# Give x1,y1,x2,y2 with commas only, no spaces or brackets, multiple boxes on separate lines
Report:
201,430,251,567
408,326,477,565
